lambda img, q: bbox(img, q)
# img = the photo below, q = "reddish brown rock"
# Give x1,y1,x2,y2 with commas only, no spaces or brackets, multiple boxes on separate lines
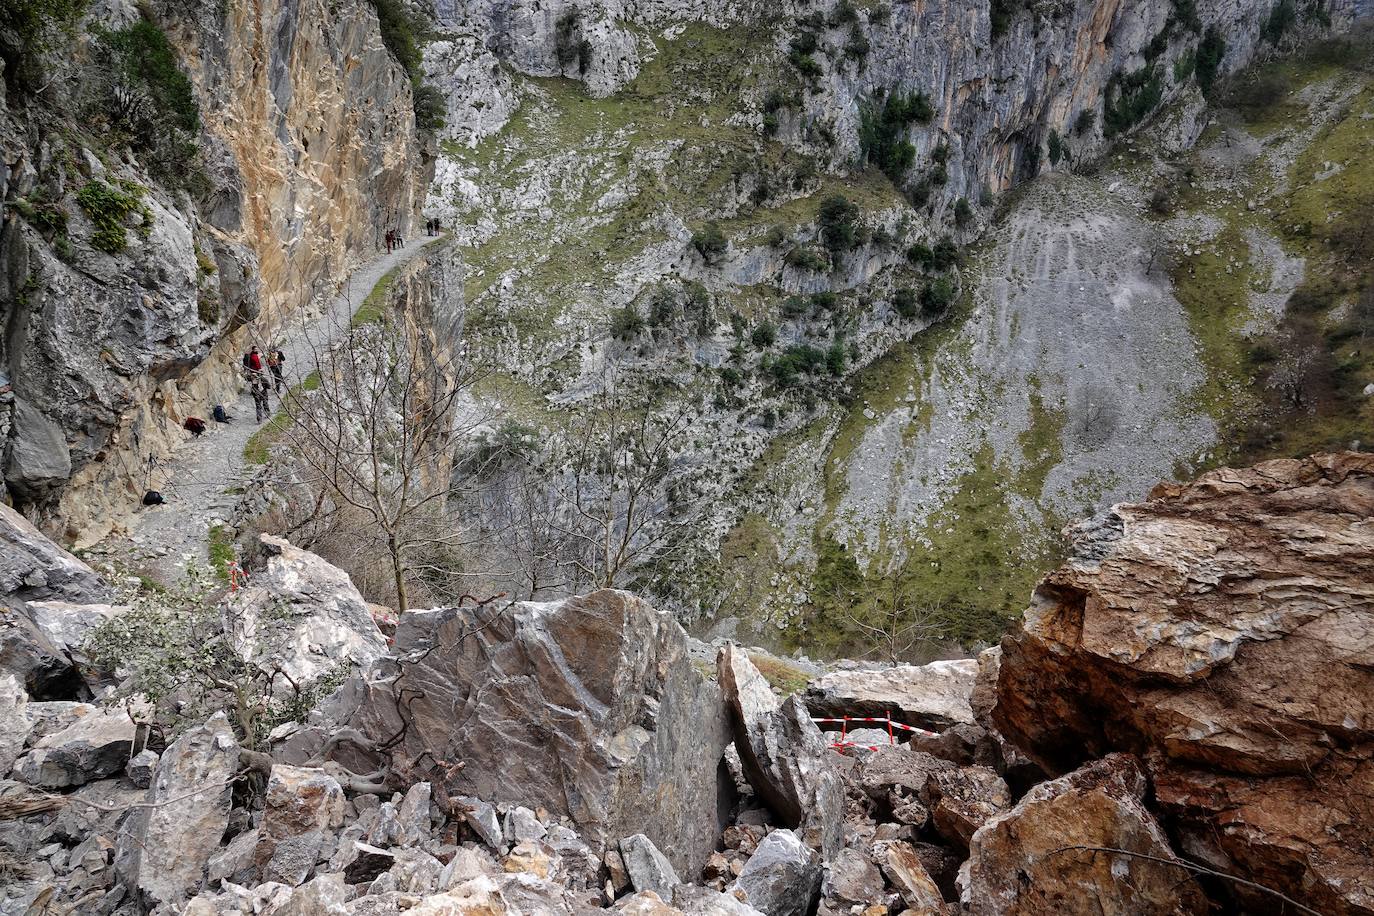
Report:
993,452,1374,913
960,755,1206,915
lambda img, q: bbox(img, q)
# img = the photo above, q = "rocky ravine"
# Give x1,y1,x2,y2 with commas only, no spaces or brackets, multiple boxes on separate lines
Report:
0,451,1368,914
417,0,1374,643
1,0,429,545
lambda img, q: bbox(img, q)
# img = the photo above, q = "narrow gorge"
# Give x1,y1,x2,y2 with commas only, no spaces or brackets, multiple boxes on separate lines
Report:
0,0,1371,913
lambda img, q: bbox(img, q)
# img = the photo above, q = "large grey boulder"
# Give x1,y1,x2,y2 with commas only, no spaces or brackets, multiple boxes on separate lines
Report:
342,590,731,876
0,503,109,607
718,644,843,860
225,535,388,690
619,833,680,898
731,829,822,916
252,764,346,886
0,673,32,773
12,705,135,788
26,600,124,654
3,399,71,502
805,659,978,732
114,712,240,909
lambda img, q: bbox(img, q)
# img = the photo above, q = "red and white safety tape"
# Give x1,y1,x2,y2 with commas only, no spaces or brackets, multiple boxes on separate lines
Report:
812,713,939,752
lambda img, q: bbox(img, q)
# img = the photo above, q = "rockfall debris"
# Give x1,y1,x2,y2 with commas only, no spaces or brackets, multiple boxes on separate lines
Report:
0,453,1367,915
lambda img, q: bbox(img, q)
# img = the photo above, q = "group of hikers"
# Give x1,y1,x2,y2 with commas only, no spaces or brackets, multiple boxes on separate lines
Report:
424,217,443,236
384,219,442,252
179,344,286,441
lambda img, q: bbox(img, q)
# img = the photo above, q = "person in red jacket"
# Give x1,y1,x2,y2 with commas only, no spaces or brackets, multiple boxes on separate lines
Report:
242,346,264,375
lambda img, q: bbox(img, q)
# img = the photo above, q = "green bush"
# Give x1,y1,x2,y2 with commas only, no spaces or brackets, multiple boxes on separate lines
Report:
1171,0,1201,32
1173,50,1196,82
921,277,957,317
811,291,839,312
830,0,859,27
104,20,198,132
954,197,973,226
845,24,870,61
892,286,919,318
0,0,88,91
782,295,810,318
990,0,1027,38
785,246,829,272
609,303,645,339
818,195,862,259
692,222,728,263
907,243,934,269
1047,129,1064,165
1074,110,1096,135
649,287,677,327
366,0,445,131
1103,65,1164,137
859,90,934,182
826,341,848,375
77,180,150,254
751,321,778,348
766,226,788,248
1262,0,1296,44
931,236,960,271
1196,27,1227,93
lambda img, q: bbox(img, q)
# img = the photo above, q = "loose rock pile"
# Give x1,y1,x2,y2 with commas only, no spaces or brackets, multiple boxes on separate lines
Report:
1,453,1368,914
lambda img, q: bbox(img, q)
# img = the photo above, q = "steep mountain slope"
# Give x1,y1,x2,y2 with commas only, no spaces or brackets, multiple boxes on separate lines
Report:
420,0,1373,652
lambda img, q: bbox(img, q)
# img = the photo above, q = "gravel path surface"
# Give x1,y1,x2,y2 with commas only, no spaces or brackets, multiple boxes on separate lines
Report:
97,237,443,573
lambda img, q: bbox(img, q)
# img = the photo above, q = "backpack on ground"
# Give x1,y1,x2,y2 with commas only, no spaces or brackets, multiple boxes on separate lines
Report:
213,405,230,423
142,490,164,506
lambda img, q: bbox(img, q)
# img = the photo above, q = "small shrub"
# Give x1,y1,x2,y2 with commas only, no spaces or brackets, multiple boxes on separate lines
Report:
1047,129,1064,165
859,90,934,182
766,226,788,248
826,340,848,375
1171,0,1202,32
990,0,1025,39
921,277,957,316
1196,27,1227,93
0,0,88,91
1261,0,1296,45
782,295,810,319
609,303,645,339
649,287,677,327
830,0,859,27
811,291,839,312
907,243,934,269
931,236,960,271
953,197,973,227
77,180,151,254
928,163,949,186
692,222,728,263
870,4,891,26
751,321,778,348
893,286,919,318
763,112,780,137
1074,109,1096,135
1173,50,1196,82
365,0,444,130
1103,65,1164,137
818,194,862,258
1149,186,1174,216
845,25,870,62
785,246,829,272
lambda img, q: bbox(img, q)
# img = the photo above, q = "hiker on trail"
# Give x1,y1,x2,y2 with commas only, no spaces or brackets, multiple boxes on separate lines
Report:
267,347,285,392
395,228,404,248
385,229,395,253
243,346,264,377
251,374,271,423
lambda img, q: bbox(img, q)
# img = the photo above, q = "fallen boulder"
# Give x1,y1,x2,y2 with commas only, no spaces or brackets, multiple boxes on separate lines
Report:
718,644,843,859
874,841,945,914
252,764,346,886
805,659,977,731
225,535,388,690
960,754,1206,915
994,452,1374,912
620,833,681,899
0,504,109,608
0,673,31,772
731,829,822,916
114,713,240,908
341,590,730,877
12,704,134,788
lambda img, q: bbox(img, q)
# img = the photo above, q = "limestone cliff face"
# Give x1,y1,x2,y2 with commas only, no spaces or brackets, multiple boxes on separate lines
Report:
430,0,1361,219
0,0,428,543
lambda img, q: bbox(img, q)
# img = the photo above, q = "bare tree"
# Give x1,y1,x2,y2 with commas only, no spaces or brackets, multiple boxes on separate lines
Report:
547,381,710,591
277,308,491,613
840,577,945,665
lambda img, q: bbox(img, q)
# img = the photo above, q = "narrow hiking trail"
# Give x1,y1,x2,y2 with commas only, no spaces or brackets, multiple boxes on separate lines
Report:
94,237,444,576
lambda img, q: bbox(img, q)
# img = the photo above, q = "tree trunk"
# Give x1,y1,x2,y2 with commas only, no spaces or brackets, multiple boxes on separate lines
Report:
389,536,409,613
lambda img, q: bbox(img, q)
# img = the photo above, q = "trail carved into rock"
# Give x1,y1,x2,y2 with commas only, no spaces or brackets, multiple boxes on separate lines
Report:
97,238,443,573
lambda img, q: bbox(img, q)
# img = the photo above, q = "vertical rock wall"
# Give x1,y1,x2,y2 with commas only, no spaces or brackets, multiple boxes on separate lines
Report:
1,0,430,544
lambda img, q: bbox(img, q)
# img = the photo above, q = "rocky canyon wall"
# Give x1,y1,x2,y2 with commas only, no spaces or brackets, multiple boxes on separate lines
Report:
0,0,429,544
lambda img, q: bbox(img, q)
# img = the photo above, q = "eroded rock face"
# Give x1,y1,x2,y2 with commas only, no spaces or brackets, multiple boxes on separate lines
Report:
114,713,240,909
805,660,977,731
994,453,1374,914
718,644,843,860
959,754,1206,915
342,590,731,876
